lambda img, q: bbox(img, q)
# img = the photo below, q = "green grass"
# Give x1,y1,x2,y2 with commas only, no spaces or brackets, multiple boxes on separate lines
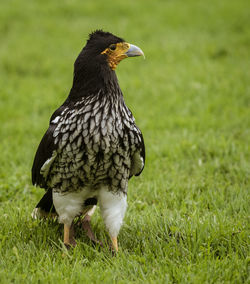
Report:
0,0,249,283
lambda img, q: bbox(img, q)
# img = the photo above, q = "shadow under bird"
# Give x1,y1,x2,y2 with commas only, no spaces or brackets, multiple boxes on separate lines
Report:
32,30,145,252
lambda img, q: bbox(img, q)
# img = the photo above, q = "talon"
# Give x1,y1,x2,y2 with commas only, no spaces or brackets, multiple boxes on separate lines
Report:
64,243,75,250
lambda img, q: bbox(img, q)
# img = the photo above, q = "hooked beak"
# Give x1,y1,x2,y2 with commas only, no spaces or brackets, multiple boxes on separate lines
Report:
125,44,145,59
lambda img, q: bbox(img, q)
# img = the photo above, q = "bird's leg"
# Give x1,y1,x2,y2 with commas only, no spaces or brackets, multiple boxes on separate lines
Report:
78,206,103,247
98,187,127,253
81,214,102,247
64,224,70,245
111,236,118,252
64,223,76,248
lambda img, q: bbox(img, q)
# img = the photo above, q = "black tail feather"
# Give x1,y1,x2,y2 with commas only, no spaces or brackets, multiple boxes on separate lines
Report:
35,188,56,213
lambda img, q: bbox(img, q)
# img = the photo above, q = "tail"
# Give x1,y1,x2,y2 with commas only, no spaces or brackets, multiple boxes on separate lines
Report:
31,188,57,219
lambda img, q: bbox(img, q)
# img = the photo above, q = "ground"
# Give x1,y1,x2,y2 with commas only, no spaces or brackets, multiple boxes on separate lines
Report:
0,0,249,283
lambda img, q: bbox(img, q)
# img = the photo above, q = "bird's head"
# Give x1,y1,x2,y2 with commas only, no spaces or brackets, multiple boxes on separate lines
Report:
70,30,144,97
77,30,144,71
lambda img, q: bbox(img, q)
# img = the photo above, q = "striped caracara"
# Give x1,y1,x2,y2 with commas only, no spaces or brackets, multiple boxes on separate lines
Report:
31,30,145,252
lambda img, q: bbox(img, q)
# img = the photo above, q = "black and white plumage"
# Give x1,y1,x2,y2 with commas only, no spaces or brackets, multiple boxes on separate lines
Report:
32,30,145,250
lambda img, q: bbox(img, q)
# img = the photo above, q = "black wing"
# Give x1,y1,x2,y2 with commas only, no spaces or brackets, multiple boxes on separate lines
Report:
122,103,145,178
129,128,145,178
134,131,145,176
31,105,66,188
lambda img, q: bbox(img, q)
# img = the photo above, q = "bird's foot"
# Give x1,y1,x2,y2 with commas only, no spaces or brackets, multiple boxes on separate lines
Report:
64,242,76,250
79,214,103,247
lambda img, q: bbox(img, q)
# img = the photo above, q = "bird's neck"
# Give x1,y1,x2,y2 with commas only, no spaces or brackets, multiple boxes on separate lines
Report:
68,63,121,101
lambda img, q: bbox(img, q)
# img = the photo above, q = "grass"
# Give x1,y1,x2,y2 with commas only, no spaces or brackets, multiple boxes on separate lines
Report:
0,0,249,283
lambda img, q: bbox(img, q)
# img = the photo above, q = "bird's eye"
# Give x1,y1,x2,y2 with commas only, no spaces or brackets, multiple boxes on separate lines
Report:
109,44,116,51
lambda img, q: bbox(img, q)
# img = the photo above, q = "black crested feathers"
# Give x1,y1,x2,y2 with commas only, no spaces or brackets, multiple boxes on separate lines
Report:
87,30,124,48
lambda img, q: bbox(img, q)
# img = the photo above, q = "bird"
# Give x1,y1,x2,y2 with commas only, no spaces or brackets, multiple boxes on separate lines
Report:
31,30,145,252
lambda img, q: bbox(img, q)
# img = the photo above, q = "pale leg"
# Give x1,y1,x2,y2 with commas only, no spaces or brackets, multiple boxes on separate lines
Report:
79,206,103,246
98,187,127,252
53,190,86,247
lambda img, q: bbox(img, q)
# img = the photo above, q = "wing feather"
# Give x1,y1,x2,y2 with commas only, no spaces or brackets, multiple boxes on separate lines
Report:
134,132,145,176
130,130,145,177
31,105,67,188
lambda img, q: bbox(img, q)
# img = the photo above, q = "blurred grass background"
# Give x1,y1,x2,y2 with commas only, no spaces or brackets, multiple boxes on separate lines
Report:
0,0,249,283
